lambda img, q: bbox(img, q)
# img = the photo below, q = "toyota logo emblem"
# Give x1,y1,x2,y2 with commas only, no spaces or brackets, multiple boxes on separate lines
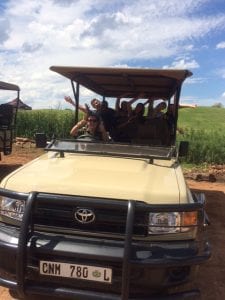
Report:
74,208,95,224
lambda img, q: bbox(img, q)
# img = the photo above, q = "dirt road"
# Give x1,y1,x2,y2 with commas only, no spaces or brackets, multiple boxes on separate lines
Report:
0,145,224,300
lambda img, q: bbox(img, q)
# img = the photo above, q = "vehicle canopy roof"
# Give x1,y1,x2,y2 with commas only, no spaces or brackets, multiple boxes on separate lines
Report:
0,81,20,91
50,66,192,100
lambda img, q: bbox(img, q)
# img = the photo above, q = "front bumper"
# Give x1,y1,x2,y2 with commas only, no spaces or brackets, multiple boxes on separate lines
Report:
0,191,211,299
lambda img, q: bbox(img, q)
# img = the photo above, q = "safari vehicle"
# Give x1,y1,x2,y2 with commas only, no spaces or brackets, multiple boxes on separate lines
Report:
0,81,20,158
0,67,210,299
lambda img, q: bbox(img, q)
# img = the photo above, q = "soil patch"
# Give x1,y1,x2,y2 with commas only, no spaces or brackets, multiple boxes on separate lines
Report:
0,144,224,300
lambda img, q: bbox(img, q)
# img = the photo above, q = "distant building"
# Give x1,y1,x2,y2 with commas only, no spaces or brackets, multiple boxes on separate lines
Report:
6,98,32,110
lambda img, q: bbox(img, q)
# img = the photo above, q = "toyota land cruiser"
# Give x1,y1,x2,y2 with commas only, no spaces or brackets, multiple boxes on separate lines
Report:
0,67,210,299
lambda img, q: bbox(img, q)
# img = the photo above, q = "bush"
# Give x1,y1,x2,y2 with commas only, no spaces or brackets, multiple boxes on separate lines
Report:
177,128,225,164
16,109,225,164
211,102,223,108
16,109,76,140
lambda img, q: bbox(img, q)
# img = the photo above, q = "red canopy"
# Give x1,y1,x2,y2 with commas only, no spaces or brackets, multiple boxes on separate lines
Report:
6,98,32,110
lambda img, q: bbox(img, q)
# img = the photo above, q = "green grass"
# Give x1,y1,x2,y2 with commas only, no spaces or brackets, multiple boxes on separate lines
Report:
177,128,225,164
178,106,225,132
16,109,76,139
177,106,225,164
15,106,225,164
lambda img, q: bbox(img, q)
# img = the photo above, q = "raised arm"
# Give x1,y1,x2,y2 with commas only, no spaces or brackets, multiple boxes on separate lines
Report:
127,95,139,105
115,97,121,111
126,93,145,116
64,96,88,114
115,93,130,111
179,103,197,109
145,99,154,118
98,121,110,142
70,119,87,137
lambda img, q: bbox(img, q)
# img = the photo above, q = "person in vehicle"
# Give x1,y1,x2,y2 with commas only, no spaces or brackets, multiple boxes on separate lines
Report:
169,102,197,114
151,101,167,118
129,102,146,124
112,94,148,142
65,96,117,138
90,98,101,111
148,100,197,119
64,96,88,114
99,100,117,138
70,113,109,142
64,96,103,116
113,102,146,142
118,101,147,128
115,95,132,125
115,93,146,124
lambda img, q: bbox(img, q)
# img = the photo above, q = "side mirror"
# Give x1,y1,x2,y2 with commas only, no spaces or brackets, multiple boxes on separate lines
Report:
179,141,189,157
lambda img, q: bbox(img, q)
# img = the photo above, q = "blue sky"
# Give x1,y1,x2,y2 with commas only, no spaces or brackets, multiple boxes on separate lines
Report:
0,0,225,109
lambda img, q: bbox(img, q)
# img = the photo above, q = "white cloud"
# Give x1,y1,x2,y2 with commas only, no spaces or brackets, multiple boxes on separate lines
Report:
216,41,225,49
0,17,10,44
163,58,200,69
186,77,206,84
218,69,225,79
0,0,225,108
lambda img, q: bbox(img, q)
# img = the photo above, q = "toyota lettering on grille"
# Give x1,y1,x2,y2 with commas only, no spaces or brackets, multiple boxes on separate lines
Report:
74,208,96,224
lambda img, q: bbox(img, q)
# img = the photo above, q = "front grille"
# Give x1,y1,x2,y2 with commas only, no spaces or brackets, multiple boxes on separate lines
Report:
33,202,148,237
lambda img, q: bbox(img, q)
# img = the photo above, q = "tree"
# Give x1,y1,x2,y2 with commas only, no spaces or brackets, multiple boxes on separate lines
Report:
211,102,223,108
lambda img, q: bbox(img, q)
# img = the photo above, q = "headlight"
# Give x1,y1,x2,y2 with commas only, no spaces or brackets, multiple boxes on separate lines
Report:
148,211,197,234
0,197,25,221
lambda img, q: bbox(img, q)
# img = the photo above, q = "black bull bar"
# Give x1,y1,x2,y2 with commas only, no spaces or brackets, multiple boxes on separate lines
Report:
0,189,211,299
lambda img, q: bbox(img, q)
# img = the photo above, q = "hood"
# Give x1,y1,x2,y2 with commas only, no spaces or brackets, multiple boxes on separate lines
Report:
1,152,188,204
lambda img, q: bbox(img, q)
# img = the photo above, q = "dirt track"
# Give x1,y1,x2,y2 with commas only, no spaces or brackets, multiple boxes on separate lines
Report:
0,145,224,300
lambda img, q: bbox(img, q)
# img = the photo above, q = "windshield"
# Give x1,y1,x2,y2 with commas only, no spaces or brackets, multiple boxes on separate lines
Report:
46,139,176,160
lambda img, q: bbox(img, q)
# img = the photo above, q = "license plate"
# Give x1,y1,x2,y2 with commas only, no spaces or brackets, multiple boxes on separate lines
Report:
39,260,112,283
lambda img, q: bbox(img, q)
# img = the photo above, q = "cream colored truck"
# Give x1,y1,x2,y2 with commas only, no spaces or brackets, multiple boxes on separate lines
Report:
0,67,210,299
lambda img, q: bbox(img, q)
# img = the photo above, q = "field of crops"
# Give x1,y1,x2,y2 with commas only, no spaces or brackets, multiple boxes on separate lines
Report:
177,107,225,164
15,107,225,164
16,109,74,139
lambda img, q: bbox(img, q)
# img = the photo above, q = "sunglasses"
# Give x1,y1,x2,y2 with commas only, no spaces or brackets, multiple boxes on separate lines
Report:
88,118,98,123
